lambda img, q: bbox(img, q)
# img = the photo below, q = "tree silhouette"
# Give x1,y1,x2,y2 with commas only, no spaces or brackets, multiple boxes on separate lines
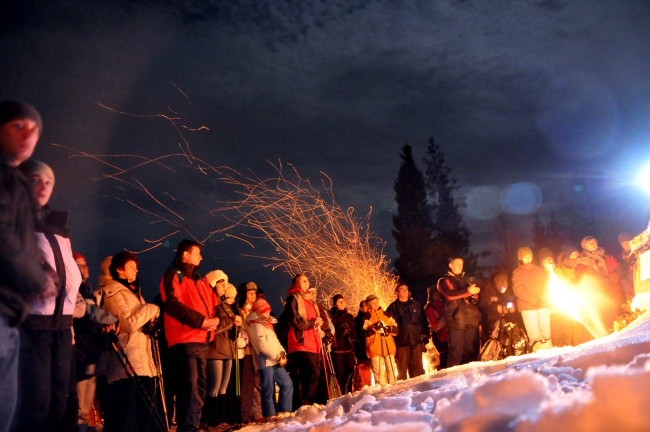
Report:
423,137,474,276
392,144,435,302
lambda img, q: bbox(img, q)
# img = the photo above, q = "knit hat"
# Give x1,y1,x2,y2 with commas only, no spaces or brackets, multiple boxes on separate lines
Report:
581,236,597,250
517,246,533,262
538,247,554,263
365,294,378,303
19,160,55,182
331,293,344,306
252,298,272,315
225,283,237,300
0,100,42,132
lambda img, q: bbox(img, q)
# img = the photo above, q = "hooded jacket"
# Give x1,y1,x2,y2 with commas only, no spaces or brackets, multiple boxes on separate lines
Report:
246,312,285,370
364,308,397,358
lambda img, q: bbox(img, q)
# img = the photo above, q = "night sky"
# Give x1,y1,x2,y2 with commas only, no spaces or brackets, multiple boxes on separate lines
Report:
2,1,650,307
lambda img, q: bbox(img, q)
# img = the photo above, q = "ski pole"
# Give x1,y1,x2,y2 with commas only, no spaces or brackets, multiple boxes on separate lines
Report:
151,336,170,431
110,336,169,432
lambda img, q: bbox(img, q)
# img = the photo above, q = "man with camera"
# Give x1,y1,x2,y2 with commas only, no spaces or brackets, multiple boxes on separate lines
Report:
436,256,481,367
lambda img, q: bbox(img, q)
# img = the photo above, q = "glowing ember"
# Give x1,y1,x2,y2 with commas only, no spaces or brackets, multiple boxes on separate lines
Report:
216,163,398,310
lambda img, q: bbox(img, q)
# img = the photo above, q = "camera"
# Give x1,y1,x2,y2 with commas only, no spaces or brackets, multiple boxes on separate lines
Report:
141,319,159,336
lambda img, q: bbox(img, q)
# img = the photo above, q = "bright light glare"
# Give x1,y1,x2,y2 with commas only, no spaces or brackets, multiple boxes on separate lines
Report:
548,272,608,338
636,163,650,194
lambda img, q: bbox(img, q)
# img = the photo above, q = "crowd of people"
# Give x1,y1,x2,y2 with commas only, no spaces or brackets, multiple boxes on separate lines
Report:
0,101,632,432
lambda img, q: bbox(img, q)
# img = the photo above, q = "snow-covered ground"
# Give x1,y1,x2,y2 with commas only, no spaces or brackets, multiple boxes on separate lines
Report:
241,312,650,431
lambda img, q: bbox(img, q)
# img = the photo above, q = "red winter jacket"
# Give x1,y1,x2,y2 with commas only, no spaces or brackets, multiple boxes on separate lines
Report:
160,263,219,347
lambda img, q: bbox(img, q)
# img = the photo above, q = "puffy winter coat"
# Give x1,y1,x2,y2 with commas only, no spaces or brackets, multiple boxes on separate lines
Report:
512,264,549,310
160,263,219,347
100,279,160,383
247,312,286,370
365,308,397,358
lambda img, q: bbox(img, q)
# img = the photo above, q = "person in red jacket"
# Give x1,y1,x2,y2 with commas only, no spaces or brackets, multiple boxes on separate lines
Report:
159,240,221,432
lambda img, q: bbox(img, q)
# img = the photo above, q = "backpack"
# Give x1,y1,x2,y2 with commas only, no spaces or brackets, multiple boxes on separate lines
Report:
480,319,529,361
275,308,291,349
479,320,502,361
499,321,529,357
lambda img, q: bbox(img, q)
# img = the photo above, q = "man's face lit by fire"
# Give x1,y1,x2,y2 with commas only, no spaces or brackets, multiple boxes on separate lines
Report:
183,245,203,266
449,258,464,275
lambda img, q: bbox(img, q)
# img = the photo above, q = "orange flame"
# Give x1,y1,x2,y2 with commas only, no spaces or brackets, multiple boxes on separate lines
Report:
548,272,608,338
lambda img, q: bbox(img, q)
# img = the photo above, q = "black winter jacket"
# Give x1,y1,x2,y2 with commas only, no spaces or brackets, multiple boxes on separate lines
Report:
330,307,356,353
0,162,47,325
437,272,482,330
386,298,428,347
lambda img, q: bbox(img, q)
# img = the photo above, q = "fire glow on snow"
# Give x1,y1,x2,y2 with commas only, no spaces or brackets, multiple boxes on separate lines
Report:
241,312,650,431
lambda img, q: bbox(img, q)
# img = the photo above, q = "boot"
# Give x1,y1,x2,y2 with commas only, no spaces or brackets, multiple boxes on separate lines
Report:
202,396,220,426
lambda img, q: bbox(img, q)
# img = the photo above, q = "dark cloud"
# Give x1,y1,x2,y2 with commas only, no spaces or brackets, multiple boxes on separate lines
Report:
2,0,650,303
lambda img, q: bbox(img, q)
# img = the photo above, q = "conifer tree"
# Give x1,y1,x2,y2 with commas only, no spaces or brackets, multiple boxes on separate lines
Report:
392,144,435,301
532,213,547,252
423,137,473,276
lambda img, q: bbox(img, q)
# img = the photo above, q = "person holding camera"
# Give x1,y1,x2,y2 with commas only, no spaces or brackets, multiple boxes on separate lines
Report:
363,295,398,385
100,251,161,432
479,271,523,344
436,256,482,367
247,298,293,420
